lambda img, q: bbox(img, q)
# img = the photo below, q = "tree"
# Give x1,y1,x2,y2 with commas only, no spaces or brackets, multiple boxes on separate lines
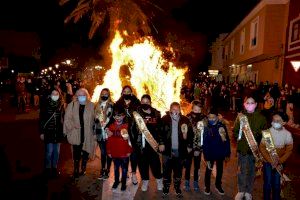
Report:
60,0,161,39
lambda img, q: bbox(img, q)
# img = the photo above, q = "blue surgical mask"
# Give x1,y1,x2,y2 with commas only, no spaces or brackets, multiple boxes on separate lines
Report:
51,95,59,102
208,119,217,125
272,122,282,130
78,96,87,104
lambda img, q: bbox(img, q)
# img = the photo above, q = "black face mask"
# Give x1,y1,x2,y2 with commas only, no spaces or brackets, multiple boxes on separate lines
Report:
123,94,132,100
101,95,109,101
141,104,151,110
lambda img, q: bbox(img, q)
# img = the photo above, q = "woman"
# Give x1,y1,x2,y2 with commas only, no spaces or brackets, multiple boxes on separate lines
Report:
94,88,114,180
115,85,140,185
39,89,65,178
64,88,96,178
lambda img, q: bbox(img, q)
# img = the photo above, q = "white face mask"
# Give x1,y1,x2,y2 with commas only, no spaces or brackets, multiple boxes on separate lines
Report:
51,95,59,101
272,122,282,130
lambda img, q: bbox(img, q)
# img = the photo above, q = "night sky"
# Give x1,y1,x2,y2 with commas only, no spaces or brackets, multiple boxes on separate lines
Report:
0,0,259,69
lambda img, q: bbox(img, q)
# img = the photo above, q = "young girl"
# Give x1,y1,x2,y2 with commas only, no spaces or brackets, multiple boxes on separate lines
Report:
185,100,207,191
106,106,132,191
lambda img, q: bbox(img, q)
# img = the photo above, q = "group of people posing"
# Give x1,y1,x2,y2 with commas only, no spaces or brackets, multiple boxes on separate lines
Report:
39,85,293,199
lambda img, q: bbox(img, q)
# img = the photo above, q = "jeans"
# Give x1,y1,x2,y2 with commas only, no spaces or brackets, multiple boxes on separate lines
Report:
237,154,256,193
138,147,162,180
98,140,112,171
205,160,223,188
113,157,129,183
162,155,183,190
45,143,60,169
130,150,138,173
185,151,201,181
263,163,281,200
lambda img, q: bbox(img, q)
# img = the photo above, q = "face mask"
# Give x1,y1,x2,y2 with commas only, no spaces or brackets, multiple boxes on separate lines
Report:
114,115,124,124
123,94,132,100
272,122,282,129
244,104,256,113
51,95,59,101
78,96,87,104
101,95,109,101
141,104,151,110
208,119,217,125
171,112,179,118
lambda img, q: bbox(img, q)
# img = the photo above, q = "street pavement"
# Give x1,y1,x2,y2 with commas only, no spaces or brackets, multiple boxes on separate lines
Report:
0,101,300,200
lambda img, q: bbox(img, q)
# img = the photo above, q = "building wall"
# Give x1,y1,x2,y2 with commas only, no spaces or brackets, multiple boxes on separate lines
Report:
283,0,300,88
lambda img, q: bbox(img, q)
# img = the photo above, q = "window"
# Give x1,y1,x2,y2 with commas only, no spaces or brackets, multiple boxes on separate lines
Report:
225,45,229,60
240,28,245,54
230,39,234,59
250,16,259,49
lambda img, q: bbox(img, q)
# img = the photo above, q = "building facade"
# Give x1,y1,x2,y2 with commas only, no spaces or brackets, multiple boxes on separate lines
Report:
210,0,290,85
283,0,300,88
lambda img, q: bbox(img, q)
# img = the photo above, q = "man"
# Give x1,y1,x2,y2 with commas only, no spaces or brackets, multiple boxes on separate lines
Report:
233,96,267,200
159,102,194,198
131,94,163,192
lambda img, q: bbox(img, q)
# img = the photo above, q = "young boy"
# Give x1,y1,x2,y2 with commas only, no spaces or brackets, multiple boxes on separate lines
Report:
203,108,230,196
259,112,293,200
106,106,132,191
185,100,207,191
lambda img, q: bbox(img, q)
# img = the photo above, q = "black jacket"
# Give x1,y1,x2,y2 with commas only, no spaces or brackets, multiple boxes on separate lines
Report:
39,98,64,143
130,106,162,153
159,113,194,158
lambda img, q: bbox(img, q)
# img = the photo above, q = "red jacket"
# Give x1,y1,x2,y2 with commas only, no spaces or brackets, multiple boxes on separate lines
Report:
106,122,132,158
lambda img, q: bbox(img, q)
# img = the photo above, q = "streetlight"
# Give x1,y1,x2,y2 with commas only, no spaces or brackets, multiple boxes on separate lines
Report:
11,70,14,73
55,64,59,68
31,71,34,75
49,67,52,71
45,69,48,72
66,59,71,65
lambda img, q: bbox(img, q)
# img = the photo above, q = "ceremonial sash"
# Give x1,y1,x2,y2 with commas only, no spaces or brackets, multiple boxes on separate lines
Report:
194,121,204,148
95,107,108,140
133,111,159,152
262,130,284,177
238,114,264,166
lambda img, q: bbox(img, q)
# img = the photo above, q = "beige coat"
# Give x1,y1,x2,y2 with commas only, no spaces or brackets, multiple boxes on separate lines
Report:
64,100,96,158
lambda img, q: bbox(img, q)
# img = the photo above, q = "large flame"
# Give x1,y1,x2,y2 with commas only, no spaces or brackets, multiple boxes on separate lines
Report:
92,31,187,113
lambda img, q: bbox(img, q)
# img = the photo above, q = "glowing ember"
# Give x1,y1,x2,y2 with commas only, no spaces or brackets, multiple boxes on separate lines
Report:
92,31,187,113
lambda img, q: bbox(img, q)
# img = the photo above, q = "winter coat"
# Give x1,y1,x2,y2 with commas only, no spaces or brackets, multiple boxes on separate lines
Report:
186,112,207,151
106,122,132,158
63,100,96,158
94,100,114,141
115,95,140,119
233,110,267,155
39,98,64,143
203,122,231,161
159,113,194,158
130,106,162,153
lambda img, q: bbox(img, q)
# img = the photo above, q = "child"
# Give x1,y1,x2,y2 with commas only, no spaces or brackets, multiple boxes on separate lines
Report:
203,108,230,196
106,106,132,191
259,112,293,200
185,100,207,191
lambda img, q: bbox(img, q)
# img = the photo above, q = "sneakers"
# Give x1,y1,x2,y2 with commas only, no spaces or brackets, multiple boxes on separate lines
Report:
162,187,169,197
121,182,127,191
215,185,225,195
184,180,190,191
132,173,138,185
204,187,211,195
112,181,120,190
141,180,149,192
156,178,163,191
103,169,110,180
193,181,200,192
175,188,183,198
97,169,105,180
235,192,245,200
245,193,252,200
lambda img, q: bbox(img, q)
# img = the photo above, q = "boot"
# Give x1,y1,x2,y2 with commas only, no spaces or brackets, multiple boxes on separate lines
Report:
80,159,87,176
162,179,170,196
73,160,79,178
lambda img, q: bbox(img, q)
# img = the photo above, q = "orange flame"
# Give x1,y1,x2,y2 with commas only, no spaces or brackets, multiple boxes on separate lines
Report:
92,31,187,113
